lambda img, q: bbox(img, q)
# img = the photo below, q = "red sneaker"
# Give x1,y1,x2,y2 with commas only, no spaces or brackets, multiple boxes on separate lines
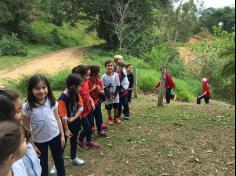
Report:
86,140,100,149
114,118,122,124
108,119,114,125
77,141,88,150
98,130,107,137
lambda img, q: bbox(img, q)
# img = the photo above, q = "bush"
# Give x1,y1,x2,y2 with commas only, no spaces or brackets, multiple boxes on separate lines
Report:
0,33,27,56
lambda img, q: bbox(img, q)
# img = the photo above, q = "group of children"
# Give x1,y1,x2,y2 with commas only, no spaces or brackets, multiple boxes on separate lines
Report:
0,55,134,176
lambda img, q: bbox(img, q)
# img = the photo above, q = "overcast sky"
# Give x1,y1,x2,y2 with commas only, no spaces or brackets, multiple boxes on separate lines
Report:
202,0,235,8
176,0,235,8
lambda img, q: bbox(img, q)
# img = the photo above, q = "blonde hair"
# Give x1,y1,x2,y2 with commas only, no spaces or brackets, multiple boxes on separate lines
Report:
113,55,124,63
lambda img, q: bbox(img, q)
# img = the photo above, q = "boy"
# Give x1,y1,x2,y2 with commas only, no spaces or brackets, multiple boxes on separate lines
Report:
101,60,121,125
126,64,134,106
88,65,107,136
117,63,130,120
155,68,176,104
197,77,211,104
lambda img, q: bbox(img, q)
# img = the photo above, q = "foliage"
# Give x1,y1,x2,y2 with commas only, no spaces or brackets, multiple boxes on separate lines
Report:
200,6,235,32
189,28,235,103
0,33,27,56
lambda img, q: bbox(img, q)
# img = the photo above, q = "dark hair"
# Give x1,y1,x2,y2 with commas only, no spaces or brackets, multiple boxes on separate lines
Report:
0,95,15,121
89,65,100,77
0,121,24,165
104,60,114,67
0,90,20,102
66,74,82,105
72,65,90,77
116,62,125,68
126,64,132,68
27,74,55,110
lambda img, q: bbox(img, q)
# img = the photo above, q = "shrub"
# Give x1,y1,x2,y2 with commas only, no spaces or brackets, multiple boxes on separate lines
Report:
0,33,27,56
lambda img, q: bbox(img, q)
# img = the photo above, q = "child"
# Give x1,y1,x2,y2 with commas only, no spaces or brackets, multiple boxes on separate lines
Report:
89,65,107,136
197,77,211,104
126,64,134,106
0,120,28,176
113,55,127,74
116,63,130,120
0,90,42,176
23,74,66,176
58,74,85,165
155,68,176,104
72,65,100,149
101,60,121,125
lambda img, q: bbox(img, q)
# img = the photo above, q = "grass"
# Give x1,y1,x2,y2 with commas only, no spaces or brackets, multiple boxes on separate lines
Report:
52,95,235,176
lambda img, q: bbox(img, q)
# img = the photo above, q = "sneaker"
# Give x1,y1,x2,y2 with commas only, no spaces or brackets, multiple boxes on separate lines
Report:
114,118,122,124
86,140,100,149
77,141,88,150
124,116,130,120
71,158,85,166
101,123,108,130
108,119,114,125
50,165,57,175
98,130,107,137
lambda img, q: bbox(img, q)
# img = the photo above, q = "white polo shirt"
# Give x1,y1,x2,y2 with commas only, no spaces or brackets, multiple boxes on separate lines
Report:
23,99,60,143
12,159,28,176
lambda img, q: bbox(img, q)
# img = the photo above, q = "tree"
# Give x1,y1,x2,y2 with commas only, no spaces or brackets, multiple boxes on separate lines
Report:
0,0,34,36
200,7,235,32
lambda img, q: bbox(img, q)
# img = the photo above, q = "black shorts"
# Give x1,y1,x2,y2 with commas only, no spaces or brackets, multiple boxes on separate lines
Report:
105,103,119,111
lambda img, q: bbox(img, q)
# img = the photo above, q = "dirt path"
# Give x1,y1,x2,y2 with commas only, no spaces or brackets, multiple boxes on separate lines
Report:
0,46,88,84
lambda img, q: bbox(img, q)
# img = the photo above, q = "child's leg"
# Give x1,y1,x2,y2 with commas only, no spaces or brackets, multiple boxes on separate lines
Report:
69,118,80,160
197,95,204,104
113,103,119,119
117,101,122,118
105,104,113,122
123,96,129,117
35,141,49,176
204,96,210,104
165,88,171,104
94,104,102,133
49,135,66,176
80,116,92,142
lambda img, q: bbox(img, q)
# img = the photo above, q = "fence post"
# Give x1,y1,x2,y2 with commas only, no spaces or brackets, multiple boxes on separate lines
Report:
134,68,138,98
157,66,167,106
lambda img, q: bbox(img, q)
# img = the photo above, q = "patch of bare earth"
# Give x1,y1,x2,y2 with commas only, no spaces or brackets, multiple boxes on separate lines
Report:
0,46,89,84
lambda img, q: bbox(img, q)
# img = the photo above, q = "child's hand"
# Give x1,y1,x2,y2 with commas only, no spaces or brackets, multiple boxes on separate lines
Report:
91,102,95,110
68,116,77,123
65,129,73,138
60,135,65,149
92,85,97,91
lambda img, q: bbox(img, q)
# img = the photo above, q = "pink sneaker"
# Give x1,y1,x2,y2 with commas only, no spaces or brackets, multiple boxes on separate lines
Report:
86,140,100,149
114,118,122,124
101,123,108,130
98,130,107,137
77,141,88,150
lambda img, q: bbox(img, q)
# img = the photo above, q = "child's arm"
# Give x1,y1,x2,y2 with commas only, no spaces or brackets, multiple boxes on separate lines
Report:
54,106,65,149
90,96,95,110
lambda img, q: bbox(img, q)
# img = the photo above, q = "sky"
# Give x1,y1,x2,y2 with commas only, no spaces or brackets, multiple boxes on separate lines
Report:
175,0,235,9
201,0,235,8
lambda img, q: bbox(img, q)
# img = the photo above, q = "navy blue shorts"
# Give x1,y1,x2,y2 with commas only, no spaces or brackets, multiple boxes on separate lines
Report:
105,103,119,111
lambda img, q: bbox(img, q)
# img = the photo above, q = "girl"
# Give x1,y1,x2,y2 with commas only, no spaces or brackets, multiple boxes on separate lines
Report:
72,65,100,149
23,74,66,176
58,74,85,165
0,120,28,176
197,77,211,104
0,90,42,176
89,65,107,136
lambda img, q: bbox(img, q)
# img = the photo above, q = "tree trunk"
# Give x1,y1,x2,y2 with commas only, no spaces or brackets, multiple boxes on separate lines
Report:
157,67,167,106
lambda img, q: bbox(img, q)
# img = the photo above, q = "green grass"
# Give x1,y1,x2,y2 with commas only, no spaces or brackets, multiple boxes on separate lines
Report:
0,43,55,70
55,95,235,176
85,47,201,101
